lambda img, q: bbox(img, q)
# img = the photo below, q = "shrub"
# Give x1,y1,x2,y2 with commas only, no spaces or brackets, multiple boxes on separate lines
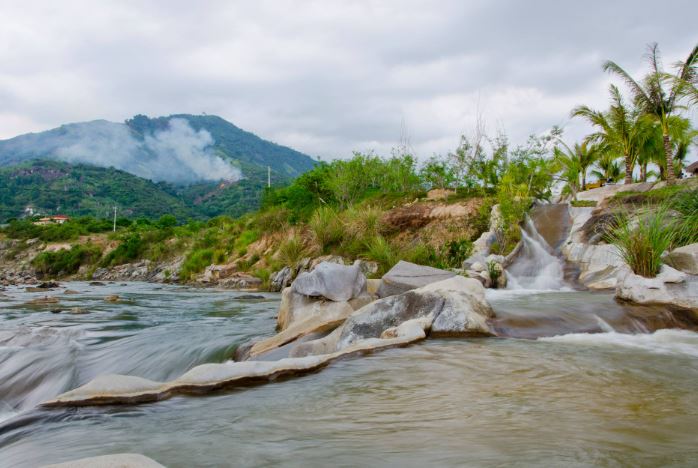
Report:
607,207,678,278
254,207,290,232
309,206,343,252
486,261,501,288
101,233,145,267
443,239,473,268
234,230,259,254
180,248,214,280
32,244,102,277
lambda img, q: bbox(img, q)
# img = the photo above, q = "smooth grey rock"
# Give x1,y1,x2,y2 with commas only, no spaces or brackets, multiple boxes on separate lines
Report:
377,261,455,298
270,266,293,292
277,287,355,331
616,264,698,312
292,261,366,302
42,453,165,468
665,243,698,275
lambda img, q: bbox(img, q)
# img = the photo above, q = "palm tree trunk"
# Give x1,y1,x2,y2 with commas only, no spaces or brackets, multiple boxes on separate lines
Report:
640,163,646,182
623,154,633,184
581,171,586,191
664,133,675,185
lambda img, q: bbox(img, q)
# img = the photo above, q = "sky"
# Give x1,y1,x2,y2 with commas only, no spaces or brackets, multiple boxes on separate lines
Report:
1,0,696,161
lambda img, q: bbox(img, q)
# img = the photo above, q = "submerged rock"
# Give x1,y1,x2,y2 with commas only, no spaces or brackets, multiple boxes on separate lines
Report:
104,295,120,302
291,261,367,302
41,453,165,468
377,260,455,298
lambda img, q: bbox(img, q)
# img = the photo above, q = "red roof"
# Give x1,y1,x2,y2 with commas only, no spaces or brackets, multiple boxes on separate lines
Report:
52,215,70,219
686,161,698,173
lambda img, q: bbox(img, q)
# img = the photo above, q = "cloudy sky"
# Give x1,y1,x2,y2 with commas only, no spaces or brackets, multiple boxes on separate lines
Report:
1,0,696,160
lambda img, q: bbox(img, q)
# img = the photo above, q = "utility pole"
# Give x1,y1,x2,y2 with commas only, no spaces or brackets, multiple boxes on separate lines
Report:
267,166,271,188
113,206,117,232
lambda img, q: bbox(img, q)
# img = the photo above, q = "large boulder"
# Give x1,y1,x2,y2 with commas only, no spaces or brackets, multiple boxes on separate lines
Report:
563,242,623,290
665,243,698,275
616,264,698,312
377,260,455,298
277,287,358,331
337,276,494,350
291,261,366,302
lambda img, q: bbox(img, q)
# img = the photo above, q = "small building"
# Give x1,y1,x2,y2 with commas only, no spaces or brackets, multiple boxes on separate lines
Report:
34,215,70,225
686,161,698,177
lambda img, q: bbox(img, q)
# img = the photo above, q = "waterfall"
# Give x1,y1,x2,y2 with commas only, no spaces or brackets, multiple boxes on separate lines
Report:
506,216,567,291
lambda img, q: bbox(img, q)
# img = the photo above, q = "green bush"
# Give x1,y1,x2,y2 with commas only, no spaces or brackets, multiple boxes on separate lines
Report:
101,233,145,267
443,239,473,268
364,235,400,275
180,248,214,280
607,207,678,278
32,244,102,277
570,200,597,207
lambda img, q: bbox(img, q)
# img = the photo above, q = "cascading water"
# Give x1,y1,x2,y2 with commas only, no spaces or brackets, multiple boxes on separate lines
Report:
506,215,567,290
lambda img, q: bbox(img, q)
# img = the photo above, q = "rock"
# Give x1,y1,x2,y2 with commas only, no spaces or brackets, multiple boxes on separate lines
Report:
27,296,59,304
270,266,293,292
292,261,366,302
377,260,455,298
470,262,486,273
356,259,379,277
563,242,624,290
26,287,46,292
63,289,79,294
201,263,237,283
69,307,89,314
50,308,62,314
104,295,120,302
616,265,698,312
235,294,265,300
37,281,60,289
218,273,262,290
665,243,698,275
277,287,357,331
366,278,381,295
338,276,494,349
426,188,455,200
90,281,106,286
41,453,165,468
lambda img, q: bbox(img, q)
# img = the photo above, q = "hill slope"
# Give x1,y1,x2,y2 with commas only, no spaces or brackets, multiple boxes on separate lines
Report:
0,114,317,220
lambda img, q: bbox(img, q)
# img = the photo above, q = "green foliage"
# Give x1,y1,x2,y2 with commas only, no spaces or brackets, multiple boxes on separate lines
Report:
420,156,456,190
364,235,400,275
278,234,308,267
486,261,501,288
32,244,102,277
234,229,259,254
309,206,343,252
607,207,678,278
157,214,178,228
101,233,145,267
180,248,215,280
443,239,473,268
570,200,598,207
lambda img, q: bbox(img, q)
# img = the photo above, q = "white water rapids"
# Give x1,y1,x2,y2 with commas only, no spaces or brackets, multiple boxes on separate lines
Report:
506,216,567,291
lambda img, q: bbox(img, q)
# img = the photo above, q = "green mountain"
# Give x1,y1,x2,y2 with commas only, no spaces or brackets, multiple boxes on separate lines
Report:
0,114,317,221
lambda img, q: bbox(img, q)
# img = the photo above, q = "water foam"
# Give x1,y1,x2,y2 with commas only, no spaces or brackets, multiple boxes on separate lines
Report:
539,329,698,357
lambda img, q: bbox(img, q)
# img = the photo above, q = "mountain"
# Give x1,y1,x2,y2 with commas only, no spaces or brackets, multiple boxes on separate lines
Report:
0,160,195,221
0,114,317,221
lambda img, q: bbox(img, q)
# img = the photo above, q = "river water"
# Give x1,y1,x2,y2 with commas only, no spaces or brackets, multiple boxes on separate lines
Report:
1,282,697,467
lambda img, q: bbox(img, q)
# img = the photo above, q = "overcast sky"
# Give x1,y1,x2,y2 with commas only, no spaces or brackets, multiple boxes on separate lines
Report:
1,0,696,160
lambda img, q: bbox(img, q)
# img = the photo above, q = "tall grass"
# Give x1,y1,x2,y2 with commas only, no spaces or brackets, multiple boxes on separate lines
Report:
308,206,344,252
607,207,677,278
278,234,307,267
364,235,400,275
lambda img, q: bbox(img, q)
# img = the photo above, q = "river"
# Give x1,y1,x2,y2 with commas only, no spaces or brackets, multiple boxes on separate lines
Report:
1,281,697,467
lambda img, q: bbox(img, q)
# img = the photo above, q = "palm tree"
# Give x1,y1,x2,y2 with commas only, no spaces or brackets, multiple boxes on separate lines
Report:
571,85,646,184
603,43,697,184
591,152,623,183
553,141,600,196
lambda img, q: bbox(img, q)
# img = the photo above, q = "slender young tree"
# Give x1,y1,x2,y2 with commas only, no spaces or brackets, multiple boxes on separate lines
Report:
602,43,697,184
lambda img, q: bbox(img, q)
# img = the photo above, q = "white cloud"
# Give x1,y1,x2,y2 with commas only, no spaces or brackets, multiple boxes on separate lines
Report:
0,0,696,162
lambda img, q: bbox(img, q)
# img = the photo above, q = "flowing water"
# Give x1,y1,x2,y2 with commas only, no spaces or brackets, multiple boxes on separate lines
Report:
1,281,697,467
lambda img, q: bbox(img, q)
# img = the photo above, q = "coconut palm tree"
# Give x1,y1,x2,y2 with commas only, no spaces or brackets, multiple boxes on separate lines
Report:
602,43,697,184
571,85,648,184
553,140,600,196
591,152,623,183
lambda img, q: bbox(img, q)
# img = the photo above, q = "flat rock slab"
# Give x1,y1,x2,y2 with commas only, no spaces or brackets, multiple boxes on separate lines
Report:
42,453,165,468
665,243,698,275
377,260,455,297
